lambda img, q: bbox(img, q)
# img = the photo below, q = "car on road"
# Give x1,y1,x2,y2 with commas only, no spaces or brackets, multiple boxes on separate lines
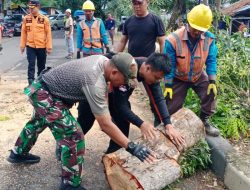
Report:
4,14,23,36
49,14,65,30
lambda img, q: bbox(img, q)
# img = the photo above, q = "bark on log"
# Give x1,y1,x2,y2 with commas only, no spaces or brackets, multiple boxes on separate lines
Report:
103,108,205,190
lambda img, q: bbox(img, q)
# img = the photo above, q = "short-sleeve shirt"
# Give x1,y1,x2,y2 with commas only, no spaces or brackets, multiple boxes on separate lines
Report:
65,16,73,35
42,55,109,115
105,19,115,30
123,13,165,57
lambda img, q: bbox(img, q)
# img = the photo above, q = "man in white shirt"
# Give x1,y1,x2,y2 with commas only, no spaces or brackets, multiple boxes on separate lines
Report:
65,9,74,59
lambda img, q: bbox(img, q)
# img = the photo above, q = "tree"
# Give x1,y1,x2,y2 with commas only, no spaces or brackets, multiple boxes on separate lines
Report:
56,0,82,14
203,0,209,5
215,0,222,10
166,0,186,31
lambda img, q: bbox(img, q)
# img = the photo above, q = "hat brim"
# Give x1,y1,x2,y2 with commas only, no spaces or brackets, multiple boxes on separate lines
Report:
28,5,38,8
189,22,209,32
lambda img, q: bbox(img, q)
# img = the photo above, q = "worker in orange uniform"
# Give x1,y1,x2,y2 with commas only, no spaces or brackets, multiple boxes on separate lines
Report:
163,4,220,136
76,0,109,58
20,0,52,85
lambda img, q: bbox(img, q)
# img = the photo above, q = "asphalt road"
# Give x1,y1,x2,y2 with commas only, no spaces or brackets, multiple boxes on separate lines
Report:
0,30,69,76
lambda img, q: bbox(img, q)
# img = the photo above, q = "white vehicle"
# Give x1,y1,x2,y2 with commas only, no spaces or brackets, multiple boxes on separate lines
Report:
49,14,65,30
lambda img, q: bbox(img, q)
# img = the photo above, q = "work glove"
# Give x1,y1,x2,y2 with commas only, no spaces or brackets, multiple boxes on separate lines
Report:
163,84,173,99
207,80,217,97
0,44,2,52
126,142,151,162
77,51,81,59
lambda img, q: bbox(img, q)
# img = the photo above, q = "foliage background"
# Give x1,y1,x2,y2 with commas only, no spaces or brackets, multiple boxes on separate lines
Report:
184,32,250,140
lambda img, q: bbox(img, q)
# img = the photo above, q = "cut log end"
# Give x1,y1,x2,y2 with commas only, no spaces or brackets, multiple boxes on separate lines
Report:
103,108,205,190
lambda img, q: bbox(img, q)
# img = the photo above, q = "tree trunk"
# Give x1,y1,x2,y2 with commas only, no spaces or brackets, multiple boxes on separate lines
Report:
215,0,221,10
103,108,205,190
166,0,186,31
203,0,209,5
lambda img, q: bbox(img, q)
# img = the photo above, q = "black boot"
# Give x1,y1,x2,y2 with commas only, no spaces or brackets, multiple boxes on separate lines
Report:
200,113,220,137
7,150,40,164
60,182,87,190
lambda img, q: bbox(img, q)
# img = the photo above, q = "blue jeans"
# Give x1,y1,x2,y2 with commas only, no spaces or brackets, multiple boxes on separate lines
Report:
65,35,74,54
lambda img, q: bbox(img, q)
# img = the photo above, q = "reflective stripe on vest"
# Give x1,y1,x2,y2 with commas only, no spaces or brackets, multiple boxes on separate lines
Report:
79,19,102,48
203,36,209,51
167,26,213,82
171,32,182,55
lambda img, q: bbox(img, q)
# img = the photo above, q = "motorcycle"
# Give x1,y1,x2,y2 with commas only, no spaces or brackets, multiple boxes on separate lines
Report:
2,23,14,38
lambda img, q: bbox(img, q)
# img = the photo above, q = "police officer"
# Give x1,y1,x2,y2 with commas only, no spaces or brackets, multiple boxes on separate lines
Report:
20,0,52,85
76,0,109,58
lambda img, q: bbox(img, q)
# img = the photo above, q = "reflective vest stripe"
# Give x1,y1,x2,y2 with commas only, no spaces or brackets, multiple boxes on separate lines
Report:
203,37,209,51
171,32,182,54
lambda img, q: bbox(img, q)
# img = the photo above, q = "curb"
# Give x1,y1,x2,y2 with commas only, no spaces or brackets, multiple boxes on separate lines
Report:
206,135,250,190
224,163,250,190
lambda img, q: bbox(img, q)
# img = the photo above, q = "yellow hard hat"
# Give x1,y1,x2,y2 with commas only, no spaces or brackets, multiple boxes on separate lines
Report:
82,0,95,11
187,4,213,32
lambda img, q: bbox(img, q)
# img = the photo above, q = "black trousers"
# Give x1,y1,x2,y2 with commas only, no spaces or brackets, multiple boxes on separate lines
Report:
77,96,130,154
26,46,47,84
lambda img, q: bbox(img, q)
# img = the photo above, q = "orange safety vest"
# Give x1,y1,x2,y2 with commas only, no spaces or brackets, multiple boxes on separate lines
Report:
167,26,213,82
20,14,52,49
79,19,102,48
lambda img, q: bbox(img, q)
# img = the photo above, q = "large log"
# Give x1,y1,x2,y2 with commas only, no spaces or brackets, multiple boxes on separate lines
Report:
103,108,205,190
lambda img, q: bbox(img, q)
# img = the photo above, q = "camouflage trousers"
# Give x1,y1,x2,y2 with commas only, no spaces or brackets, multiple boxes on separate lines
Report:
13,80,85,187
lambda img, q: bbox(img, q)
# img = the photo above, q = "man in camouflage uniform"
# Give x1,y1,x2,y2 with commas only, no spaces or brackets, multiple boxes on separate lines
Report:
7,53,154,190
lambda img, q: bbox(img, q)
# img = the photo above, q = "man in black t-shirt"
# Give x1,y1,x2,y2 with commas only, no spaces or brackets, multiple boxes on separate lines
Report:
116,0,166,57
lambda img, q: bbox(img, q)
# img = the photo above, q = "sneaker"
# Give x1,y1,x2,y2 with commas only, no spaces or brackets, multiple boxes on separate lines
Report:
59,182,87,190
203,119,220,137
65,55,73,59
7,150,40,164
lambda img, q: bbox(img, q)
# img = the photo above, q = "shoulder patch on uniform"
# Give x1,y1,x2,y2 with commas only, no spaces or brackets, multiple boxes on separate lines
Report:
26,17,32,23
119,85,128,92
38,17,45,24
205,31,215,39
